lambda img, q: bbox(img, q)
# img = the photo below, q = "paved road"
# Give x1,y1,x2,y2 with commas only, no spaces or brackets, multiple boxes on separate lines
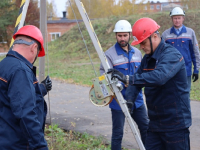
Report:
0,52,7,56
45,79,200,150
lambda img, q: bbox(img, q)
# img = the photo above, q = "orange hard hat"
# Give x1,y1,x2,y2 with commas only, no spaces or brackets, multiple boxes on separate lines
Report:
13,25,45,57
131,18,160,46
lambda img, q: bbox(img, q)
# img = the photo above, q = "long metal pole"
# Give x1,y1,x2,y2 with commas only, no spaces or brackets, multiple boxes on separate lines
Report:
74,0,145,150
10,0,30,48
39,0,47,82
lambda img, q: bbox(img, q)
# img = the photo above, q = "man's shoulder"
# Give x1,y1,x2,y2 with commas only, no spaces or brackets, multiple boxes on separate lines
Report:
130,46,140,53
0,56,30,73
184,26,195,33
105,45,115,53
104,45,117,56
162,28,171,36
163,43,182,58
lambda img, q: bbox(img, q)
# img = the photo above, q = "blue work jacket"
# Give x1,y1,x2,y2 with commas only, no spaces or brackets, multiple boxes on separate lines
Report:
100,42,144,110
126,39,191,132
0,50,48,150
162,25,200,76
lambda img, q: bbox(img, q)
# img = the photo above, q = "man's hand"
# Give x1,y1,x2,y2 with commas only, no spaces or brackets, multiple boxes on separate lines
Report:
107,68,127,84
41,76,52,92
192,73,198,82
126,100,134,114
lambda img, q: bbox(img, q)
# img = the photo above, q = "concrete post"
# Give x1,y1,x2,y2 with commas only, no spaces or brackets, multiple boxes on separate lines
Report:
39,0,47,82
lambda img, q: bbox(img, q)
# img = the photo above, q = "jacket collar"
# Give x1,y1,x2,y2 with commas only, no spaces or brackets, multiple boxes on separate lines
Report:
6,50,33,69
115,42,135,56
170,25,187,36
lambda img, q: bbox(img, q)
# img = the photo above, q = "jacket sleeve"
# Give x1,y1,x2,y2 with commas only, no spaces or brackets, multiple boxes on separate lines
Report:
190,30,200,73
129,50,185,86
125,57,144,102
99,52,114,75
8,69,48,150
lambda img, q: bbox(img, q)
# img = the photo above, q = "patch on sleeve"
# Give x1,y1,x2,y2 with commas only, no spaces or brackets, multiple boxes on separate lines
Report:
113,58,126,64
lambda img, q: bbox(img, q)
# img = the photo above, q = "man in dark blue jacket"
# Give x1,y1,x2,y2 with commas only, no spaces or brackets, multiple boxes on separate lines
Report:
108,18,191,150
0,25,52,150
100,20,149,150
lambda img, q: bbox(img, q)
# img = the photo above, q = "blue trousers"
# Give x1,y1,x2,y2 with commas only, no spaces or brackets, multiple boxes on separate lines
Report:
187,76,191,98
111,104,149,150
145,128,190,150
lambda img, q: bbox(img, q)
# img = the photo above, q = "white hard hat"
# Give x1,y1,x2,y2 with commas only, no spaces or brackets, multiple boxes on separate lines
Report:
113,20,132,32
170,7,185,16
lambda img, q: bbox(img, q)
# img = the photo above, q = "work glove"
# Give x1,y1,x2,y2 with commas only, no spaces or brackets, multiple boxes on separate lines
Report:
126,100,134,114
192,73,198,82
41,75,52,92
107,68,127,84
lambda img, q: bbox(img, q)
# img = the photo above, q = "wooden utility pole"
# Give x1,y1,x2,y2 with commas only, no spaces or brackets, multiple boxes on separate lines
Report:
39,0,47,82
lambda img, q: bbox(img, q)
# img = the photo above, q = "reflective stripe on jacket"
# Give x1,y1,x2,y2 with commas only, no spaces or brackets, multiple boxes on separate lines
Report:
100,42,144,110
0,50,48,150
126,39,191,132
162,25,200,76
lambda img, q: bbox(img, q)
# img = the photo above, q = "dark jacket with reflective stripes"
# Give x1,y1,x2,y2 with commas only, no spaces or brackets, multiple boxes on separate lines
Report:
100,42,144,110
126,39,191,132
162,25,200,76
0,50,48,150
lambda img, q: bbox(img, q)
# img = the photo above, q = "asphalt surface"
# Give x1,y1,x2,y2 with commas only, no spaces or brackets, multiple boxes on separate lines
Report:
45,79,200,150
0,52,7,56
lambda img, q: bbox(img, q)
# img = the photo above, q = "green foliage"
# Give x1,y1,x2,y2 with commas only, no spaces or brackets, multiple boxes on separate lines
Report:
45,124,113,150
0,0,18,45
46,11,200,101
0,0,41,48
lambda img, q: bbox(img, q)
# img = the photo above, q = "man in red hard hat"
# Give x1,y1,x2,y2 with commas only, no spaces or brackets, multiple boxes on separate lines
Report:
108,18,191,150
0,25,52,150
100,20,149,150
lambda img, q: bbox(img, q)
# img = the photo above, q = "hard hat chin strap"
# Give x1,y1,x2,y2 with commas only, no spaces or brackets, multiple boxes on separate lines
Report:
148,36,153,55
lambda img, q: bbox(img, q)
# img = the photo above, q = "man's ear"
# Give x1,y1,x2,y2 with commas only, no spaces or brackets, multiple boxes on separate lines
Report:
30,43,36,54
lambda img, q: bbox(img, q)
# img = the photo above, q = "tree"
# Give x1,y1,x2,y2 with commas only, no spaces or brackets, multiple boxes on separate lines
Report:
47,0,57,20
179,0,200,11
0,0,18,48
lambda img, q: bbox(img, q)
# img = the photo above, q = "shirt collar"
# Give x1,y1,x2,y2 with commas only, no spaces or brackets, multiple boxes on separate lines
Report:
170,25,186,35
115,42,135,56
6,50,33,69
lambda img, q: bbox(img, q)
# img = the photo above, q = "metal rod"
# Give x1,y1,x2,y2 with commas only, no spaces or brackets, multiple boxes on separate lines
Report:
73,0,145,149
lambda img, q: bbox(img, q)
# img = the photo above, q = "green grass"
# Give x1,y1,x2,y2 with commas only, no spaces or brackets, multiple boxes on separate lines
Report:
45,124,132,150
44,11,200,101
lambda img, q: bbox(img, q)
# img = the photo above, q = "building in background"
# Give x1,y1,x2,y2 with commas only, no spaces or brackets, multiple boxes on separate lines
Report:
140,0,187,13
47,11,82,42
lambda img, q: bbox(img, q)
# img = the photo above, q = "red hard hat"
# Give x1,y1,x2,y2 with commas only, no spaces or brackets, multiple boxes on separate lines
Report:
131,18,160,46
13,25,45,57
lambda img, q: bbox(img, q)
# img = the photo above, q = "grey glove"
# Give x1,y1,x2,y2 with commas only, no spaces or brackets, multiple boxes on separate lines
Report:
107,68,127,84
192,73,198,82
41,75,52,92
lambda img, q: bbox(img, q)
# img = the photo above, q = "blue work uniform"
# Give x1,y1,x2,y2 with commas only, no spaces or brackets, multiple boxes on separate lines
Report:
0,50,48,150
126,39,191,150
162,25,200,91
100,42,149,150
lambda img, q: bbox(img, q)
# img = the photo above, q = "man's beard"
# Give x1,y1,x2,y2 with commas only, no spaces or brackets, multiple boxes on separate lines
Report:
118,41,128,47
